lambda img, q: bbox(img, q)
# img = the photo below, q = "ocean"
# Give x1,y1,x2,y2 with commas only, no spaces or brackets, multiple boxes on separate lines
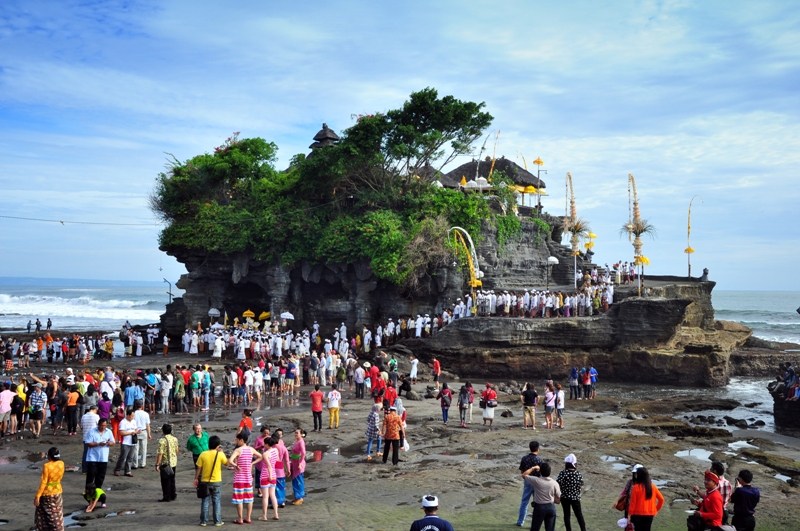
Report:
0,278,798,343
0,276,179,333
712,290,800,345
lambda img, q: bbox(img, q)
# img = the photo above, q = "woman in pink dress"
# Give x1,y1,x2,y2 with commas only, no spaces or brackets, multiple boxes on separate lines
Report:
258,437,280,521
289,428,307,505
229,432,262,524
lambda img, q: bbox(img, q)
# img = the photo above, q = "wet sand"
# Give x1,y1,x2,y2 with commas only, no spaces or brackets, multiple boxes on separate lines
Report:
1,353,798,530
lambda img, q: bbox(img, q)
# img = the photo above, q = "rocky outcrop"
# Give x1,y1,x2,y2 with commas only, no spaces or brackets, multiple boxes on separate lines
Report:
403,287,751,387
161,217,589,334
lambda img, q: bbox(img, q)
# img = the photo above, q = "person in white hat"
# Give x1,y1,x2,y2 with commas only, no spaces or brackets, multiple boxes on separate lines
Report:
409,495,454,531
556,454,586,531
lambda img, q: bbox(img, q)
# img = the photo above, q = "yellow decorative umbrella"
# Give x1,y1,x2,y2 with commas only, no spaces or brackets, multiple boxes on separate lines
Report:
242,309,255,318
258,311,270,321
524,185,537,194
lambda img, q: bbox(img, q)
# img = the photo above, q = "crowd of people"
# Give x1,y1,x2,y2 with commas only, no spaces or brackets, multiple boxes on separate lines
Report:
515,441,761,531
0,310,771,530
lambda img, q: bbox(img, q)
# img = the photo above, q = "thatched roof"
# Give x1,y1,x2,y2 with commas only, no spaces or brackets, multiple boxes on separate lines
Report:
309,123,340,149
441,157,546,189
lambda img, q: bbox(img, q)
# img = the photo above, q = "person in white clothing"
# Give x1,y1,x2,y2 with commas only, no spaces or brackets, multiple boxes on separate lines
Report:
132,402,152,468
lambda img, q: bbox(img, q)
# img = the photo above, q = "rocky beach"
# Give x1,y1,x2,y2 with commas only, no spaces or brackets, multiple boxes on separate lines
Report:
2,350,799,531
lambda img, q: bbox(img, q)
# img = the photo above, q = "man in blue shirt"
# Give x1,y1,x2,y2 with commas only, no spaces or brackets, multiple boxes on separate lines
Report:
123,381,144,408
410,495,454,531
85,417,115,493
731,469,760,531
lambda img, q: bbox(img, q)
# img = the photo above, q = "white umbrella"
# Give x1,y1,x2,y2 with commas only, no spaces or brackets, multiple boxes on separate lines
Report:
280,311,295,320
207,307,221,318
210,322,224,329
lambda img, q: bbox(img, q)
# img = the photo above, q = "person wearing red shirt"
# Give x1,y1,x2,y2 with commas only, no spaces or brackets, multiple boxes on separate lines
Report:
481,383,498,427
309,385,324,432
383,382,397,410
371,375,386,404
368,364,380,387
690,470,723,530
432,357,441,390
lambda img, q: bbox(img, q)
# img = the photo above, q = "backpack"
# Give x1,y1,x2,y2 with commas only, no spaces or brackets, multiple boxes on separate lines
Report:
441,392,451,407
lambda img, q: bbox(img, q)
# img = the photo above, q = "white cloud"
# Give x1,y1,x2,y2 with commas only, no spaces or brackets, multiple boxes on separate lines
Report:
0,0,798,288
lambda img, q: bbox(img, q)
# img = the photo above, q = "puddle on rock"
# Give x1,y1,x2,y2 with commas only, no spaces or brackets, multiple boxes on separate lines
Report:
775,473,791,482
63,511,87,528
601,456,629,471
105,510,136,518
728,440,758,451
307,445,343,463
675,449,713,462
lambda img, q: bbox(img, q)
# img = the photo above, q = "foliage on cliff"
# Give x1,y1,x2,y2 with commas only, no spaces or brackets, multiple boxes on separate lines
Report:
151,89,529,292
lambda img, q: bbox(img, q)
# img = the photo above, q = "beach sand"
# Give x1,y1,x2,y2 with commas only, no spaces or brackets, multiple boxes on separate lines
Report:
1,353,798,530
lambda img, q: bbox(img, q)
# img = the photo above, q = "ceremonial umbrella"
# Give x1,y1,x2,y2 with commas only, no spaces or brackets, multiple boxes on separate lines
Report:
242,309,255,318
280,311,295,320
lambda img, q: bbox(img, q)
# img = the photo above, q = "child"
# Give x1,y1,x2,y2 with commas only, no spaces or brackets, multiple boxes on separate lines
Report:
84,484,107,513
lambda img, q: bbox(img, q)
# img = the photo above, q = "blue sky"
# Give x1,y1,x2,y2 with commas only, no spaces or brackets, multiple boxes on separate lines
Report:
1,1,798,291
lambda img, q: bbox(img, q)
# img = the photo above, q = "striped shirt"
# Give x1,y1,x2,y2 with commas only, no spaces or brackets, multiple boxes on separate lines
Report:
29,390,47,411
81,412,100,441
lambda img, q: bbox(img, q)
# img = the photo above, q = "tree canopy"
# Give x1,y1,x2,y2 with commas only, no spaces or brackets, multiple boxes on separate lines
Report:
151,88,527,293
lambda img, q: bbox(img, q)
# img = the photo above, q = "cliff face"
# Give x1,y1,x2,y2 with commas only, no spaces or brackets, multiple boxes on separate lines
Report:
406,284,751,388
161,217,587,334
159,218,749,387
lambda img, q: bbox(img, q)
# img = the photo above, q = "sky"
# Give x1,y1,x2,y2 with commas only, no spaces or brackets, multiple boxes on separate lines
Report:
1,0,798,291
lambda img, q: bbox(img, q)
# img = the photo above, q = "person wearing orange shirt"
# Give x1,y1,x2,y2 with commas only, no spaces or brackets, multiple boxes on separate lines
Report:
381,406,404,465
626,466,665,531
34,447,64,530
65,384,81,436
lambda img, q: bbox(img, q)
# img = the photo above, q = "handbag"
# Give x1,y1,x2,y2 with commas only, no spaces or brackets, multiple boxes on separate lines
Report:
160,437,175,476
614,481,631,511
487,399,498,408
196,450,221,498
479,399,487,409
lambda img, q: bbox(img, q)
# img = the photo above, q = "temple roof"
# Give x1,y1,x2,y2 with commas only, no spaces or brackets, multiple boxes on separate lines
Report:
309,123,340,149
441,157,546,189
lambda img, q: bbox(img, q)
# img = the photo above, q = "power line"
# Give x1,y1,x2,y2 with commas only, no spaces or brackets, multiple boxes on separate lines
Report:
0,215,160,227
0,198,343,228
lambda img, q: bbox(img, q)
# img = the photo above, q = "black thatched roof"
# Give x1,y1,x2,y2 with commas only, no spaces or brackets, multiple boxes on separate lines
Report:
309,123,340,149
441,157,546,189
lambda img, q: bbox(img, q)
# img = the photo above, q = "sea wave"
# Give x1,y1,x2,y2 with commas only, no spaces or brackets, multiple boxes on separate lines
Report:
0,293,158,310
0,292,164,325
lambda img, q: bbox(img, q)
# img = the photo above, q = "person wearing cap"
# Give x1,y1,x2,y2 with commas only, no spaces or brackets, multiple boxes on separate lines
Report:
29,382,48,438
556,454,586,531
34,447,64,529
626,465,664,531
410,495,454,531
689,470,723,530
